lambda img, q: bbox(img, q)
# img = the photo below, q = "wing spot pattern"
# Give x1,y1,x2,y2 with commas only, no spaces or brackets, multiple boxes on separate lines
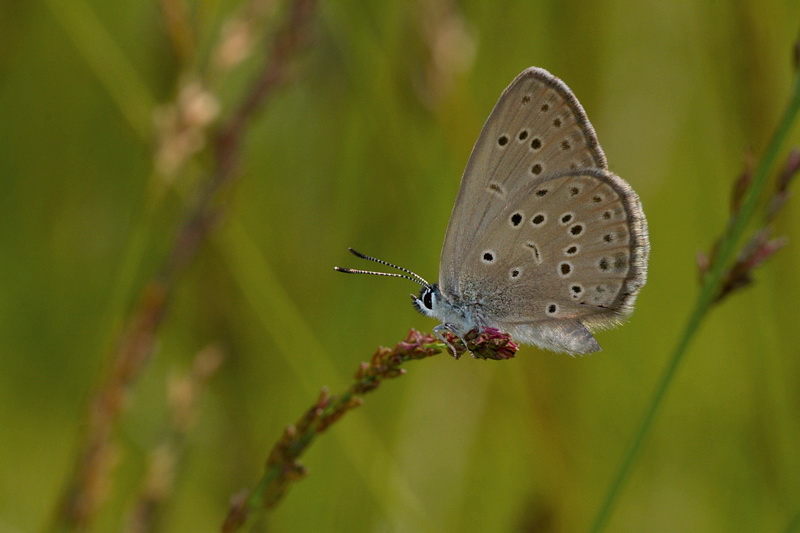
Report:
525,241,542,264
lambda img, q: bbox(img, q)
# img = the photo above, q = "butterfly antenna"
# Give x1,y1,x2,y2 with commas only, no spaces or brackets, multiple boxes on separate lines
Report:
334,248,430,287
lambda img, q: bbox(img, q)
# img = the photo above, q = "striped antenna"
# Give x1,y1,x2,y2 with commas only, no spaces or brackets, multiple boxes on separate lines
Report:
334,248,430,287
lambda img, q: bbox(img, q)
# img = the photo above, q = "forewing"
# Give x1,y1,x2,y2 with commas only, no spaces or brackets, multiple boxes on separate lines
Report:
439,67,608,295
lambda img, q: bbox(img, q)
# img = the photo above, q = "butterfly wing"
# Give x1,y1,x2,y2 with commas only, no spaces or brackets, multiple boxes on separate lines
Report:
457,168,649,353
439,68,608,297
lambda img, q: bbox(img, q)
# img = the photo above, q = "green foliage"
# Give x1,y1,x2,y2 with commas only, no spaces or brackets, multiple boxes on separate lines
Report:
1,1,799,531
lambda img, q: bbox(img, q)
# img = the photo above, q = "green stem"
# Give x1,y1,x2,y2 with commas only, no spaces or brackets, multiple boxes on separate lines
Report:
589,70,800,533
784,505,800,533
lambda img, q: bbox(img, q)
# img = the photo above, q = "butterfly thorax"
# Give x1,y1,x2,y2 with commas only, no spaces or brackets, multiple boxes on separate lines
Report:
412,283,486,337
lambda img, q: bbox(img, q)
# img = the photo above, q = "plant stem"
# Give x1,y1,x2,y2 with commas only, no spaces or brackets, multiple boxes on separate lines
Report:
784,505,800,533
48,2,316,530
589,69,800,533
220,328,517,532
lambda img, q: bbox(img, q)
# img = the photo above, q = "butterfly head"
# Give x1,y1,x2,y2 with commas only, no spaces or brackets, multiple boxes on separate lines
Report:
335,249,461,323
335,248,438,311
411,283,440,317
335,248,478,344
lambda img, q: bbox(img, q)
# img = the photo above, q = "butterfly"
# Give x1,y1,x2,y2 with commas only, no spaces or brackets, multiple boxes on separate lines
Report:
337,67,649,357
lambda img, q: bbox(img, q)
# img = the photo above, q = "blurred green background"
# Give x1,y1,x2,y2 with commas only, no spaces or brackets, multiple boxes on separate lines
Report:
1,1,799,531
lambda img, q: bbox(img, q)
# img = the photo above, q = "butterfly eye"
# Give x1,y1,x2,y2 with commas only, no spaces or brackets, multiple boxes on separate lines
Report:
422,288,433,309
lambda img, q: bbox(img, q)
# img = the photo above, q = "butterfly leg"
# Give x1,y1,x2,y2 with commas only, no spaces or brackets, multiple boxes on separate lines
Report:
433,323,467,360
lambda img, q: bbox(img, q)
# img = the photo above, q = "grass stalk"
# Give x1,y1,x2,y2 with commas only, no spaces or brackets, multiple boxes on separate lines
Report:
589,65,800,533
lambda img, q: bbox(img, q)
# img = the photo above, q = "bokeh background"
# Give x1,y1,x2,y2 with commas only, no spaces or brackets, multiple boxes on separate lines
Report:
2,1,800,531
